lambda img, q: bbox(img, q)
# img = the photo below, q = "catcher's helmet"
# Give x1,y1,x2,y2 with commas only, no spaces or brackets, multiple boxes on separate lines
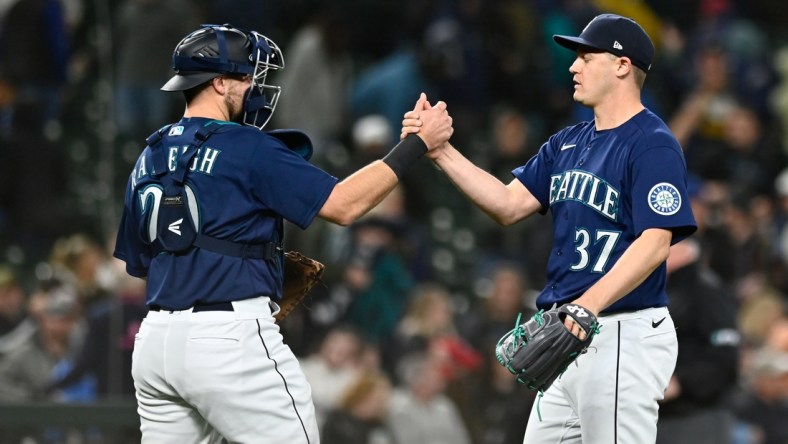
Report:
161,24,284,129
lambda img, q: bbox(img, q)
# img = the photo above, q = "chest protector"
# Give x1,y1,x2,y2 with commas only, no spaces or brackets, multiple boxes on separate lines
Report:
144,124,281,260
147,125,216,253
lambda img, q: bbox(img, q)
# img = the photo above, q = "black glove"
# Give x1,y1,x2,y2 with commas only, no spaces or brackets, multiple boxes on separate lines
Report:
495,303,600,392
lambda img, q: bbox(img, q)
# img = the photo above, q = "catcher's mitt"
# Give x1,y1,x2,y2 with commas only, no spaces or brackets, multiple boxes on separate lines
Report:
277,251,325,323
495,303,600,392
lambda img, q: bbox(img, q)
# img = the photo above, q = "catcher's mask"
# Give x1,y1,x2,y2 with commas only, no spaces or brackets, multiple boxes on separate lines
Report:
161,23,284,130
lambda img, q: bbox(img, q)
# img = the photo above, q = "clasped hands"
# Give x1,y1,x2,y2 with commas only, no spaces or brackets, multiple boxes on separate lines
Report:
400,92,453,157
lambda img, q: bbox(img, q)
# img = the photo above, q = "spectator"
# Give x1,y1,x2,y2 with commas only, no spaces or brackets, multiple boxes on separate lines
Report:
387,352,472,444
44,263,147,398
657,238,741,444
0,281,84,401
0,265,35,359
302,187,421,346
731,318,788,444
737,277,786,349
300,325,364,428
686,179,740,283
423,334,483,437
48,233,114,309
458,262,536,353
669,40,737,155
273,3,353,164
320,370,395,444
467,353,534,444
471,106,552,269
337,216,416,345
113,0,201,140
350,16,487,147
385,282,458,369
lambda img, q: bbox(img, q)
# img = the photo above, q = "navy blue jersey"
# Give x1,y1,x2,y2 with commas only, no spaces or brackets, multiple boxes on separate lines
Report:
513,109,696,313
113,118,338,308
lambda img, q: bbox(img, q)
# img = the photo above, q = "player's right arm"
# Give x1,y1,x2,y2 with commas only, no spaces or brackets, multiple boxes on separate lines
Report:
318,160,399,226
429,142,542,225
319,94,453,226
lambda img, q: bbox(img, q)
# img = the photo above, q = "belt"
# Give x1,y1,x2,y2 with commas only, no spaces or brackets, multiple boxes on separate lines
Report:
149,301,235,312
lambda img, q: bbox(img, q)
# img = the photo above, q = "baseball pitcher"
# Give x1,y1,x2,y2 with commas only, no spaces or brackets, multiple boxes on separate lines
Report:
403,14,697,444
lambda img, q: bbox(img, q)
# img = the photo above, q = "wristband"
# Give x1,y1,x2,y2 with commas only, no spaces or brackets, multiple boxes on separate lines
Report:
381,135,428,179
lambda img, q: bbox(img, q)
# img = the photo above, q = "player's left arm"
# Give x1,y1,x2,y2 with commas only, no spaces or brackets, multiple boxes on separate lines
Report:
571,227,672,319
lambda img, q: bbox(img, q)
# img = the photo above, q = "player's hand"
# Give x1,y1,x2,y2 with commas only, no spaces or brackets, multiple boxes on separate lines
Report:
662,375,682,401
562,302,598,340
401,93,453,154
400,93,431,139
563,317,587,340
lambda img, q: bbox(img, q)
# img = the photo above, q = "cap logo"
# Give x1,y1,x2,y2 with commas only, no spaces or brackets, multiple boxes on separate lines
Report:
613,41,623,50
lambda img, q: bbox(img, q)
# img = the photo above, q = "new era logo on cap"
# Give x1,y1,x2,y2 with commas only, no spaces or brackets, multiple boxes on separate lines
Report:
552,13,654,72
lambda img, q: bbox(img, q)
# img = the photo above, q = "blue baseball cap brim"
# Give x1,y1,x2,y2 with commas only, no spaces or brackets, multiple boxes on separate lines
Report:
552,14,654,72
553,35,599,52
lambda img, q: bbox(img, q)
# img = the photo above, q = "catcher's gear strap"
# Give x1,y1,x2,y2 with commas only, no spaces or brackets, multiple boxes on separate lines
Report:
192,234,282,260
145,124,282,260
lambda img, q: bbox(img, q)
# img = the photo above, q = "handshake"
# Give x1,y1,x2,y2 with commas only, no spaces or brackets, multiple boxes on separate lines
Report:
401,92,455,157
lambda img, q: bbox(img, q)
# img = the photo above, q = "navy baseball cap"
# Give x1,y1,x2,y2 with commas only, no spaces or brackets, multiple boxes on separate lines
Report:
553,14,655,72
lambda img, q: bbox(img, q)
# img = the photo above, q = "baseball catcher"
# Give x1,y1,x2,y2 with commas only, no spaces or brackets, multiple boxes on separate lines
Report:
496,304,600,392
113,21,453,443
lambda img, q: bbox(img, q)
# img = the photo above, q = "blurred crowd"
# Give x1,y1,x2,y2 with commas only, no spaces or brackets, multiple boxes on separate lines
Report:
1,0,788,443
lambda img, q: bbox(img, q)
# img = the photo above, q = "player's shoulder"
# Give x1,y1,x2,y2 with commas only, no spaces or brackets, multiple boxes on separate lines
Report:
631,109,682,151
210,121,264,142
202,121,295,155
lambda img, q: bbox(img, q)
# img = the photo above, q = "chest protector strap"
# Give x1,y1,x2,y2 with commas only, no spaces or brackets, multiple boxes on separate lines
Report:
146,124,280,260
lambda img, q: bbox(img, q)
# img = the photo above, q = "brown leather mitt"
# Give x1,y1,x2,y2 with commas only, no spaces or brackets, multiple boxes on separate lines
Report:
276,251,325,323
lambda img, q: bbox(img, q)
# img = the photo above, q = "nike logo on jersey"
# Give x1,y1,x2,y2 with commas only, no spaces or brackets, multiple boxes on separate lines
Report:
652,317,666,328
560,143,577,151
168,218,183,236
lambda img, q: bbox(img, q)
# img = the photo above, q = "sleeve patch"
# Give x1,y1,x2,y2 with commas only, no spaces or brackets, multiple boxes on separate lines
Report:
648,182,682,215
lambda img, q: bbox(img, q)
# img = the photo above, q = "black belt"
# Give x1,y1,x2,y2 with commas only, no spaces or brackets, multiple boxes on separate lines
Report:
149,301,235,312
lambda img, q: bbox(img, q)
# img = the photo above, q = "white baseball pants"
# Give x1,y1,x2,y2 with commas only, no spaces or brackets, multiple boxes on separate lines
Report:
522,306,678,444
131,296,319,443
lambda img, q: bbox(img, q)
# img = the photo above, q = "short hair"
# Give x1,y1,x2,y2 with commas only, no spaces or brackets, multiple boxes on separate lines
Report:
183,85,204,104
607,53,647,88
633,66,647,88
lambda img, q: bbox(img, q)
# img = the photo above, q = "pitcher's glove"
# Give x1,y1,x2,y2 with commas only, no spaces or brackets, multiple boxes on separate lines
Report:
495,303,600,392
277,251,325,323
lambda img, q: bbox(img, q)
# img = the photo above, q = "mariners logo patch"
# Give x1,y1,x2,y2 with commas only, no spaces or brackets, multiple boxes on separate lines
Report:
648,183,681,215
